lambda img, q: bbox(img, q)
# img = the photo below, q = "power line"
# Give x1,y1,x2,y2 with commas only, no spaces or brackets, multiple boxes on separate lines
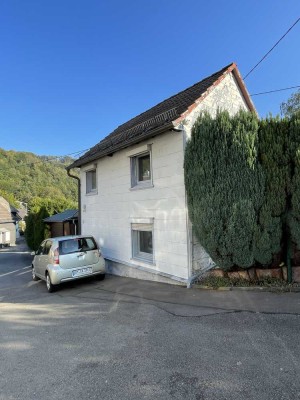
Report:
9,81,300,167
244,17,300,80
12,81,300,168
251,85,300,96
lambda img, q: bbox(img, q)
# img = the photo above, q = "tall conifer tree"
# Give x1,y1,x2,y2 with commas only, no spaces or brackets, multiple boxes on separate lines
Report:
289,114,300,246
254,117,290,265
184,110,264,270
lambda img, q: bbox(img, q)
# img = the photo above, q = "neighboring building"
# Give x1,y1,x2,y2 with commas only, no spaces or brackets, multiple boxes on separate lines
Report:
0,197,21,246
67,63,256,285
43,209,78,237
16,206,28,235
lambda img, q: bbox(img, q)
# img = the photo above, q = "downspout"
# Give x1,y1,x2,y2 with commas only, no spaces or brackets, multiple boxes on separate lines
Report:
71,219,77,235
67,169,81,235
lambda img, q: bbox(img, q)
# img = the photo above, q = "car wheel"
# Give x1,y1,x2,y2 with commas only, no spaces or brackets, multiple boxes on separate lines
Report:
46,273,56,293
32,265,39,281
97,273,106,281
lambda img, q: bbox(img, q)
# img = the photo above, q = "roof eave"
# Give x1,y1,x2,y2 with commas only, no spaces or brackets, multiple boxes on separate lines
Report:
43,217,77,223
173,63,257,125
67,122,176,170
230,64,258,116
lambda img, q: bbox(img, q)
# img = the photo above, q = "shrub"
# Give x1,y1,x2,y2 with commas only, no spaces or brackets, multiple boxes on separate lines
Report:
254,117,290,265
289,114,300,247
184,110,264,270
25,197,76,250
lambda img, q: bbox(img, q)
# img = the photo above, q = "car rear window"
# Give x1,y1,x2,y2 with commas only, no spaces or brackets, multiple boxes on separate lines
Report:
59,237,98,255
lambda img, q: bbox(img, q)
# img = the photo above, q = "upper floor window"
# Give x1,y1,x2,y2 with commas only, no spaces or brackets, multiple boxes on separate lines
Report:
86,169,97,194
131,152,152,189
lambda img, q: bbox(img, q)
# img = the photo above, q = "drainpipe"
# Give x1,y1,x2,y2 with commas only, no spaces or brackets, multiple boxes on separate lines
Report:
67,169,81,235
71,219,77,235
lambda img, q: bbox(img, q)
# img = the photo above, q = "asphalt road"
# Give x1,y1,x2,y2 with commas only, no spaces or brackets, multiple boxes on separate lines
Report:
1,239,300,400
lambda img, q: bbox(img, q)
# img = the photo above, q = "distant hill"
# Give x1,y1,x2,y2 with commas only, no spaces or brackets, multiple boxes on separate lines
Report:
0,148,79,204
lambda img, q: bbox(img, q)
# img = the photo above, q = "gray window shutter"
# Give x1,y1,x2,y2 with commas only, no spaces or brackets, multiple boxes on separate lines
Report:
131,223,152,231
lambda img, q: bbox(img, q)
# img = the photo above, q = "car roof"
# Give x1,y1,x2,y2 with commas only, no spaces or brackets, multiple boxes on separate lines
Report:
50,235,95,241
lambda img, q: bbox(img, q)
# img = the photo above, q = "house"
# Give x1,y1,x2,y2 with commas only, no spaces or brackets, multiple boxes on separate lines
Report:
67,63,256,286
16,205,28,235
0,197,22,246
43,209,78,237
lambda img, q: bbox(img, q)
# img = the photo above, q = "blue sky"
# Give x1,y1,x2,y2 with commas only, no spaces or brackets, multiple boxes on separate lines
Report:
0,1,299,156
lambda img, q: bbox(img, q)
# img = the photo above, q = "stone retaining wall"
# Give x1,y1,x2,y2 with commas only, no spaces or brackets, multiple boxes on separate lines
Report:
208,266,300,283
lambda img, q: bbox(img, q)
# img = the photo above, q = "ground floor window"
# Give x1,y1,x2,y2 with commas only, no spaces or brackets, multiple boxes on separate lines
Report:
131,223,153,263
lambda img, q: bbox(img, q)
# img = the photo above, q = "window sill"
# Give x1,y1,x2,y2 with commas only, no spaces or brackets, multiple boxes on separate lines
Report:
131,256,155,266
85,191,98,196
130,184,154,191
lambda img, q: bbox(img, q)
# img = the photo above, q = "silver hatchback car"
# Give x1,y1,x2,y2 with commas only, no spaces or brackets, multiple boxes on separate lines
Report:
31,235,105,292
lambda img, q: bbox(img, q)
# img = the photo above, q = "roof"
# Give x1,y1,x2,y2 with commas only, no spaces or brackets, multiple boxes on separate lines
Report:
43,209,78,223
68,63,255,169
10,205,22,221
17,209,27,220
0,197,14,223
43,235,95,241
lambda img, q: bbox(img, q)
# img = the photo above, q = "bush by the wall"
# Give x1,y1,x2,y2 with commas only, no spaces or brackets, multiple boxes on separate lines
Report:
185,110,300,271
25,196,76,250
289,114,300,247
254,117,290,265
184,110,264,270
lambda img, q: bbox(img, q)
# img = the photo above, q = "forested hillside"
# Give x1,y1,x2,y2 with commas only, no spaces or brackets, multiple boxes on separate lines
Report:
0,148,78,205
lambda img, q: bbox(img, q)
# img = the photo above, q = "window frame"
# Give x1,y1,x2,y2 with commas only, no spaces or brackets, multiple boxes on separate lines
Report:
130,151,153,189
86,169,97,195
131,223,154,264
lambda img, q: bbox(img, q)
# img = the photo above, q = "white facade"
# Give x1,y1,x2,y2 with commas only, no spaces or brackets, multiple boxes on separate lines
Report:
80,71,252,284
81,130,188,282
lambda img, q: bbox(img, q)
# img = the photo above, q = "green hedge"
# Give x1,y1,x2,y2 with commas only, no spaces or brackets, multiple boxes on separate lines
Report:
184,111,264,270
184,111,300,270
25,196,76,250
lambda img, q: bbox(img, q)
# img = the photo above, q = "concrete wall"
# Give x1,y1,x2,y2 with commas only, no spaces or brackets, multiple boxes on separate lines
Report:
81,130,189,281
0,222,16,246
191,229,215,274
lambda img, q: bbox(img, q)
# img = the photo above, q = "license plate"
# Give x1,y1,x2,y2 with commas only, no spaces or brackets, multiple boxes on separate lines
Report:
72,267,93,278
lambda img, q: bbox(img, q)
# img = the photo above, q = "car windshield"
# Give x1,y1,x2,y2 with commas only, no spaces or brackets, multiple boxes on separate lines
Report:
59,237,97,255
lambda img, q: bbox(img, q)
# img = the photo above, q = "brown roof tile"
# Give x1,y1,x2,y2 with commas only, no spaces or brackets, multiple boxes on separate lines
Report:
68,63,249,169
0,197,13,223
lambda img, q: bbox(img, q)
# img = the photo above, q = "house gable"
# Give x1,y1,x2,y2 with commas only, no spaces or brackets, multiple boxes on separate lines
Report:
68,63,254,170
176,70,253,137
